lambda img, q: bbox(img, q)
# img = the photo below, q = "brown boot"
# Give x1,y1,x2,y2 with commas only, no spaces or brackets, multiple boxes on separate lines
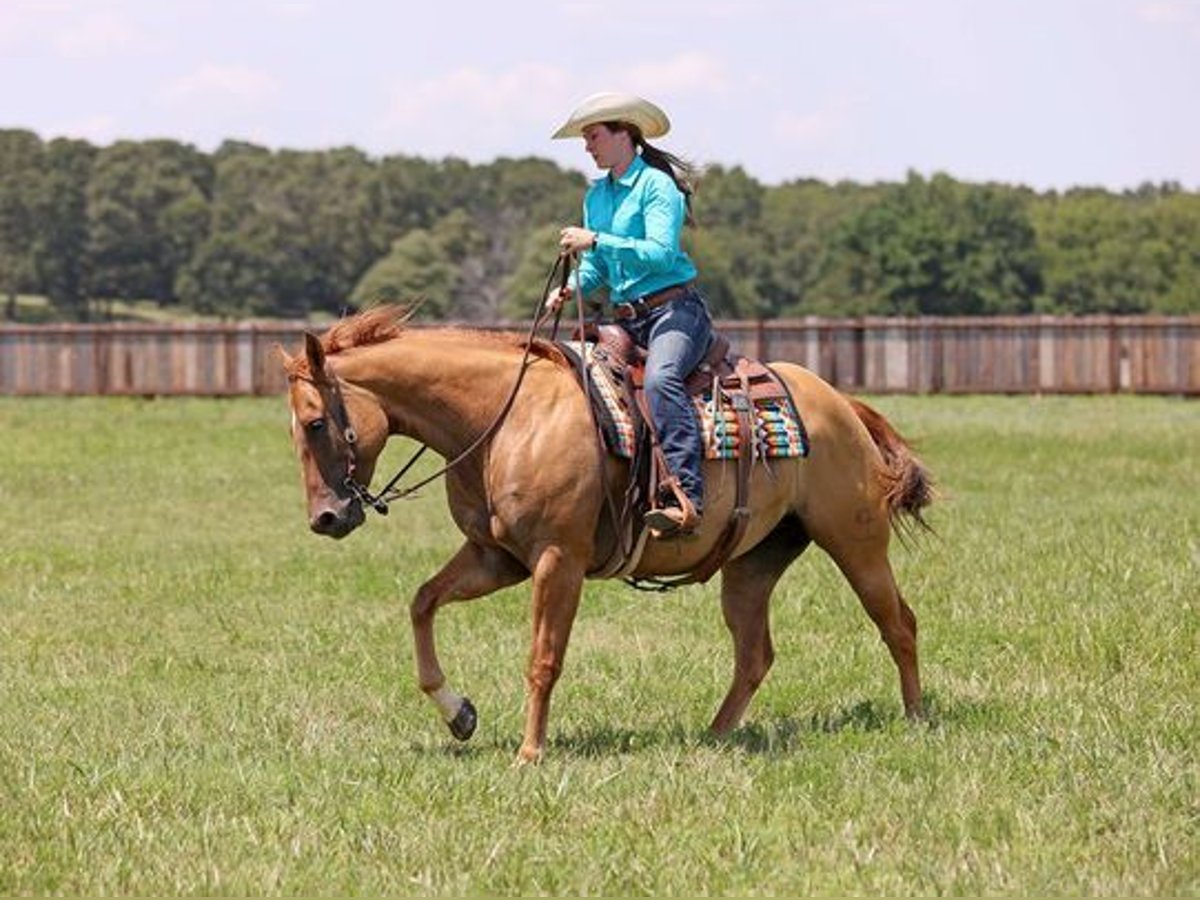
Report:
644,499,701,536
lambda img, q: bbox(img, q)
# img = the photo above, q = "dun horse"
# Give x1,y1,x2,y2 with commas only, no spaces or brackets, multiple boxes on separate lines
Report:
280,305,932,763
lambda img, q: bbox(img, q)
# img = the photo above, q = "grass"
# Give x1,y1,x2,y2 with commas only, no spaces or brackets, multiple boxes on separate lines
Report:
0,394,1196,895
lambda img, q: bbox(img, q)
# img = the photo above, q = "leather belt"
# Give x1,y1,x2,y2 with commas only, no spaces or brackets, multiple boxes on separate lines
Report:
613,281,695,320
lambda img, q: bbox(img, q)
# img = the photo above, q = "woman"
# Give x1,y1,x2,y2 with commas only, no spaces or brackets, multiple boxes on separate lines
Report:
548,92,713,535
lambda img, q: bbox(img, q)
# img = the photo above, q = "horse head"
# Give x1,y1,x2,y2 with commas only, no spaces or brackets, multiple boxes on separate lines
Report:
280,332,390,539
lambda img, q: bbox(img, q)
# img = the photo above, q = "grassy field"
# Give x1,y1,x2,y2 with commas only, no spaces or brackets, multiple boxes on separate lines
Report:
0,394,1196,896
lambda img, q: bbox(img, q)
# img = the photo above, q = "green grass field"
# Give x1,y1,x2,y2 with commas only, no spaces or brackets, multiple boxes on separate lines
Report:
0,394,1196,896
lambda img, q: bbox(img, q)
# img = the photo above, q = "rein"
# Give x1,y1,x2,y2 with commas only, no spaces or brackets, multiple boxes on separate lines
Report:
337,254,575,516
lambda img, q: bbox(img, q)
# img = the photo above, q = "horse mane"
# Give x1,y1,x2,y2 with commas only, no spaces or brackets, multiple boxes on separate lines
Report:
322,303,415,355
281,302,568,379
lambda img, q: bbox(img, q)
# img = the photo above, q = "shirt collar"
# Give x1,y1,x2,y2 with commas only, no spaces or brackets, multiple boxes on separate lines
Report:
607,153,646,188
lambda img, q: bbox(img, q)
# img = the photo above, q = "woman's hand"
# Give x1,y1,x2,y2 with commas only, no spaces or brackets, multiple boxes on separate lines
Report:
544,285,572,314
559,226,597,254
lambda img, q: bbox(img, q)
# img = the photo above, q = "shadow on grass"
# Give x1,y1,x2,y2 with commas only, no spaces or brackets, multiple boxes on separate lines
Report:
412,690,991,760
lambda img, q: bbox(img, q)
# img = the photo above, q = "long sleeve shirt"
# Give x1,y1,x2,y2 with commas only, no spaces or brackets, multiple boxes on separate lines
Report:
574,154,698,303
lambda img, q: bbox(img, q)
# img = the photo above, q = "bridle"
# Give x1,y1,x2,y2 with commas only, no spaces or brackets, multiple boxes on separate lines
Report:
307,371,424,516
299,254,576,517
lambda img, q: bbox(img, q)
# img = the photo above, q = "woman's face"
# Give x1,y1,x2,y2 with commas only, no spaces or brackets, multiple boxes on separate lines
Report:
582,123,632,171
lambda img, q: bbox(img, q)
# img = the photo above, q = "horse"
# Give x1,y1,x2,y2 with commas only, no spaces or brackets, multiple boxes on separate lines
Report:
279,304,933,764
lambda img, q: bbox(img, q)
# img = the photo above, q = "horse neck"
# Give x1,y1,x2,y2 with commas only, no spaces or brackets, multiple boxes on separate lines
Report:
333,330,525,456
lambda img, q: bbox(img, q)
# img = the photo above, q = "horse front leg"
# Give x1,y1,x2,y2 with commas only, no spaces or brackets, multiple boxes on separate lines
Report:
518,545,586,765
410,541,529,741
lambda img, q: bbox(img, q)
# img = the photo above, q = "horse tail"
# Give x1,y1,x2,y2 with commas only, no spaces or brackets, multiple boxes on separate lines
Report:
845,395,935,537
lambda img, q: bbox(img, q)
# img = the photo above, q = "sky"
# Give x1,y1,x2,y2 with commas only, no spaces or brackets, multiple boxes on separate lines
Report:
2,0,1198,191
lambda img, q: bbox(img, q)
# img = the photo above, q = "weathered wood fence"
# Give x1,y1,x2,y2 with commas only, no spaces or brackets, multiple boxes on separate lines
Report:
1,316,1197,396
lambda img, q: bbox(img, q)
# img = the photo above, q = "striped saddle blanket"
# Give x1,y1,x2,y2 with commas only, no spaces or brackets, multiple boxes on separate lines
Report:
571,340,809,462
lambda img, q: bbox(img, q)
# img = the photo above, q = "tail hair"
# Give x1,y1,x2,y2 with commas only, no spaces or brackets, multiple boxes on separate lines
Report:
845,396,935,538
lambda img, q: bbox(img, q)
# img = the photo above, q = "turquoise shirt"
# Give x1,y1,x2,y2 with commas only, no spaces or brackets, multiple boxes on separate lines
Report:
575,154,697,303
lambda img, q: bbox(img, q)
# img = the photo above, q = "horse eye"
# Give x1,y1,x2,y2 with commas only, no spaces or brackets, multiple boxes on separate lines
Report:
306,419,326,434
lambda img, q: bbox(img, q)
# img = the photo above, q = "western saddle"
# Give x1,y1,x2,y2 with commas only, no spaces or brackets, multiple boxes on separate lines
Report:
566,324,799,590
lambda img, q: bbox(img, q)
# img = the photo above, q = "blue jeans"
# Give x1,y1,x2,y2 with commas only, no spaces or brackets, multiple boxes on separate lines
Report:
619,287,713,512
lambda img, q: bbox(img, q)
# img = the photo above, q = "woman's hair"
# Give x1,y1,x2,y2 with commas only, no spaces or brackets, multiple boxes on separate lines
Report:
605,121,696,225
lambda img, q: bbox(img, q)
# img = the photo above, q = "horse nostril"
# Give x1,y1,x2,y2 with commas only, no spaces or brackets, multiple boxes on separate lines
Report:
313,510,339,533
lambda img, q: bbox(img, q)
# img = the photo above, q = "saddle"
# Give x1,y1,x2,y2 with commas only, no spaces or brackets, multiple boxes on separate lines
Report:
566,324,802,589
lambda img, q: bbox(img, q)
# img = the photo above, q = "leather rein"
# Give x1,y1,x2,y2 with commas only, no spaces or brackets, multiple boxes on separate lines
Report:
323,255,576,516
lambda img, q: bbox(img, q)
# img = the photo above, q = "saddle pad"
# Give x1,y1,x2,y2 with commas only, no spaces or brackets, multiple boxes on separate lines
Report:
569,342,809,461
696,394,808,460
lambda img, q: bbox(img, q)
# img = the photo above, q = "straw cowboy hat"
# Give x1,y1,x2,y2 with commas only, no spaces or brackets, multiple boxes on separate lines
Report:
551,92,671,140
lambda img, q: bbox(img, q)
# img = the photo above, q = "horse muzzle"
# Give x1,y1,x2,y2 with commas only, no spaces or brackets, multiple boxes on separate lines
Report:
309,497,365,539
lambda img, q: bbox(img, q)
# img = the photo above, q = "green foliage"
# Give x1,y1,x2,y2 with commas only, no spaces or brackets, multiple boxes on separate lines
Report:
753,178,882,316
1032,184,1200,314
0,395,1196,894
84,140,213,304
4,130,1200,321
174,232,279,318
32,139,96,319
0,129,44,318
351,226,456,317
350,210,491,319
500,224,562,319
830,172,1042,315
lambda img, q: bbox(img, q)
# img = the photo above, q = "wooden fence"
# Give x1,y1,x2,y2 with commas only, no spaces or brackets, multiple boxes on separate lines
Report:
1,316,1197,396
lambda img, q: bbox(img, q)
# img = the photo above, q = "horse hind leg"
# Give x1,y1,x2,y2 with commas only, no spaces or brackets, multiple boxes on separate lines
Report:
829,541,923,720
711,516,810,735
410,541,529,741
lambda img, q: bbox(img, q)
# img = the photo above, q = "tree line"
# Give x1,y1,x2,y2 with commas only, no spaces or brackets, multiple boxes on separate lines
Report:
2,128,1197,322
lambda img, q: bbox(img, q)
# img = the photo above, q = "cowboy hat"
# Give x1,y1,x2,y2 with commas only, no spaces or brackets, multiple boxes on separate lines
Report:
551,92,671,140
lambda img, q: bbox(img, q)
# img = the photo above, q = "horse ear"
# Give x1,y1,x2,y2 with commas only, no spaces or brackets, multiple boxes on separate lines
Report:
304,332,326,376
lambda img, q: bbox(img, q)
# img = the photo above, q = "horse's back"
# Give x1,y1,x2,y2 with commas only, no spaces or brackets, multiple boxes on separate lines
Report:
767,361,877,457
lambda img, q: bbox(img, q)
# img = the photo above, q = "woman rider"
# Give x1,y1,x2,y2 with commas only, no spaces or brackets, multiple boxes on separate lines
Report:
547,92,714,535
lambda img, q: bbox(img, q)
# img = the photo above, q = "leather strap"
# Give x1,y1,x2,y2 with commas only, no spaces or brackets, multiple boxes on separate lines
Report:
682,373,755,585
613,281,695,320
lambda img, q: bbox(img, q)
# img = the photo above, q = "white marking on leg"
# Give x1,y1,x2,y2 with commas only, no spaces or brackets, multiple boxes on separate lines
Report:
427,684,464,722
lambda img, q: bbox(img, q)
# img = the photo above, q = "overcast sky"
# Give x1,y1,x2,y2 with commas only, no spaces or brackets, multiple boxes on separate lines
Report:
3,0,1198,191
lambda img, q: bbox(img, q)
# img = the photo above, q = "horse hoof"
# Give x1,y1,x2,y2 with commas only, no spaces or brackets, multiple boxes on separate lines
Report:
447,698,477,741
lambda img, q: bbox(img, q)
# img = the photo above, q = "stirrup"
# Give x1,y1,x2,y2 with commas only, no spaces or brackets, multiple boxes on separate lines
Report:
645,500,701,536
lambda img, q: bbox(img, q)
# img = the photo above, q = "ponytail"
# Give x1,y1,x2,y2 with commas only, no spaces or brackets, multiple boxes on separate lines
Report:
607,122,696,226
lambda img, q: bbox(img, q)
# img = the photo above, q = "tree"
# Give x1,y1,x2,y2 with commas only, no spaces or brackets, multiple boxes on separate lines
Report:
1031,186,1200,314
350,228,456,318
832,172,1041,315
695,164,764,230
85,139,213,306
33,139,96,319
501,224,566,320
174,232,281,318
4,129,1199,322
0,130,43,318
182,146,382,317
685,227,755,317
